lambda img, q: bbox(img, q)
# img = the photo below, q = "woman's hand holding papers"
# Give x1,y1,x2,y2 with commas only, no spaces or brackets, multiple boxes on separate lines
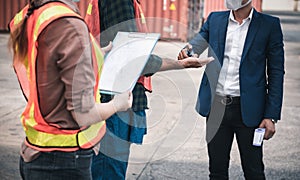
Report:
101,41,113,55
71,91,132,127
112,91,133,112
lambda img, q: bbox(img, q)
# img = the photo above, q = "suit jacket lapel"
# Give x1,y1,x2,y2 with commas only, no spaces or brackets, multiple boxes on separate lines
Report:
218,11,230,65
241,9,262,64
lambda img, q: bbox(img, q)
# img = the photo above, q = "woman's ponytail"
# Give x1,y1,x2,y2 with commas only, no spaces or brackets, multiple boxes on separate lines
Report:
8,0,36,63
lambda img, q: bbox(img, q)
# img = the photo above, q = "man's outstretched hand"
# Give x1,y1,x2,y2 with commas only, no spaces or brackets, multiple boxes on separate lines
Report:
179,56,214,68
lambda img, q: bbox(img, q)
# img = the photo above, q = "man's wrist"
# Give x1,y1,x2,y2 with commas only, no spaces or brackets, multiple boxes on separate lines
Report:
271,119,278,124
178,59,185,68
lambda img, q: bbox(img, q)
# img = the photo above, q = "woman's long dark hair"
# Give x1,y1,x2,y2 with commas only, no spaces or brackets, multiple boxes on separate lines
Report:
8,0,36,63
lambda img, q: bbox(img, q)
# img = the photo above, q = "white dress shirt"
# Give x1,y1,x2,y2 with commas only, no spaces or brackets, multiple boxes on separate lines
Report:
216,9,254,97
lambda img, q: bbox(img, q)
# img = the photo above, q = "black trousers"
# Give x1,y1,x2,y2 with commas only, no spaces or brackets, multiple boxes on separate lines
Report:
206,96,265,180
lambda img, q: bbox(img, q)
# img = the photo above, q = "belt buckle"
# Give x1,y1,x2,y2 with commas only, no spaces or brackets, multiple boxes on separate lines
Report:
221,96,233,105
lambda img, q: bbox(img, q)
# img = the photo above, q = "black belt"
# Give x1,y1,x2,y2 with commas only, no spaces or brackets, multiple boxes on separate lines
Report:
215,95,240,105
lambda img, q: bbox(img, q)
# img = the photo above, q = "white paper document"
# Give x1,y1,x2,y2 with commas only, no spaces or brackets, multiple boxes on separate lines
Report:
99,32,160,94
253,128,265,146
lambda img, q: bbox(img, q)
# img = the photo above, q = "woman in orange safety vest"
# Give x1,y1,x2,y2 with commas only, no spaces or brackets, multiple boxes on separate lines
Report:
8,0,132,179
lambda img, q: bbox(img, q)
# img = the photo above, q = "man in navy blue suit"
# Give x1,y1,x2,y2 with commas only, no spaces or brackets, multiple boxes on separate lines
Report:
178,0,284,179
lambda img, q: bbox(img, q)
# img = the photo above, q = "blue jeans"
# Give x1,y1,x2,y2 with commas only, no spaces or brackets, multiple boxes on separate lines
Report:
92,110,146,180
20,149,94,180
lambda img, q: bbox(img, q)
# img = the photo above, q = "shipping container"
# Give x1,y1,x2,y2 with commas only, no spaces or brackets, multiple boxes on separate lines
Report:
0,0,27,31
0,0,262,40
0,0,88,31
1,0,200,41
203,0,262,19
141,0,202,41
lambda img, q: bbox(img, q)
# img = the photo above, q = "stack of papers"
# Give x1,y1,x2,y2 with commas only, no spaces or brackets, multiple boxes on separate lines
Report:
99,32,160,94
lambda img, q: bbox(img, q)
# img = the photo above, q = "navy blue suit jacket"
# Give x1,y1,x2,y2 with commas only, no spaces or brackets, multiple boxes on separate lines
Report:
190,9,285,127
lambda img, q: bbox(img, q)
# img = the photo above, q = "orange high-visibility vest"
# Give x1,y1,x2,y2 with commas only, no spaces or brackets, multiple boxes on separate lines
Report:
10,2,106,152
85,0,100,43
85,0,152,92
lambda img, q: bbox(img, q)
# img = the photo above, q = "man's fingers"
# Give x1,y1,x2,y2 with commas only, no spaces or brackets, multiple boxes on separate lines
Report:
178,49,189,60
264,128,275,140
264,133,273,140
192,53,198,58
198,57,214,66
178,53,182,60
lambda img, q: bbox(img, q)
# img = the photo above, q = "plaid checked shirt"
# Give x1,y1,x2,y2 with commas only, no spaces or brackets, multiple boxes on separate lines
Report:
98,0,156,111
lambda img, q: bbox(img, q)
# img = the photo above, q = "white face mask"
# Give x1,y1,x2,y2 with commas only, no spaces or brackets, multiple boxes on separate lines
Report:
225,0,252,11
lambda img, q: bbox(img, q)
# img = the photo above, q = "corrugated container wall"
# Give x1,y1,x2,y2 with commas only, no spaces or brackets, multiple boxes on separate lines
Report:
203,0,262,19
0,0,88,31
0,0,27,31
0,0,202,41
141,0,202,41
0,0,262,40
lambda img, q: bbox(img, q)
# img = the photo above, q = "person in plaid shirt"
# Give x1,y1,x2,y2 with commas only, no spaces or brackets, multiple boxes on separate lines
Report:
90,0,213,179
90,1,159,179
